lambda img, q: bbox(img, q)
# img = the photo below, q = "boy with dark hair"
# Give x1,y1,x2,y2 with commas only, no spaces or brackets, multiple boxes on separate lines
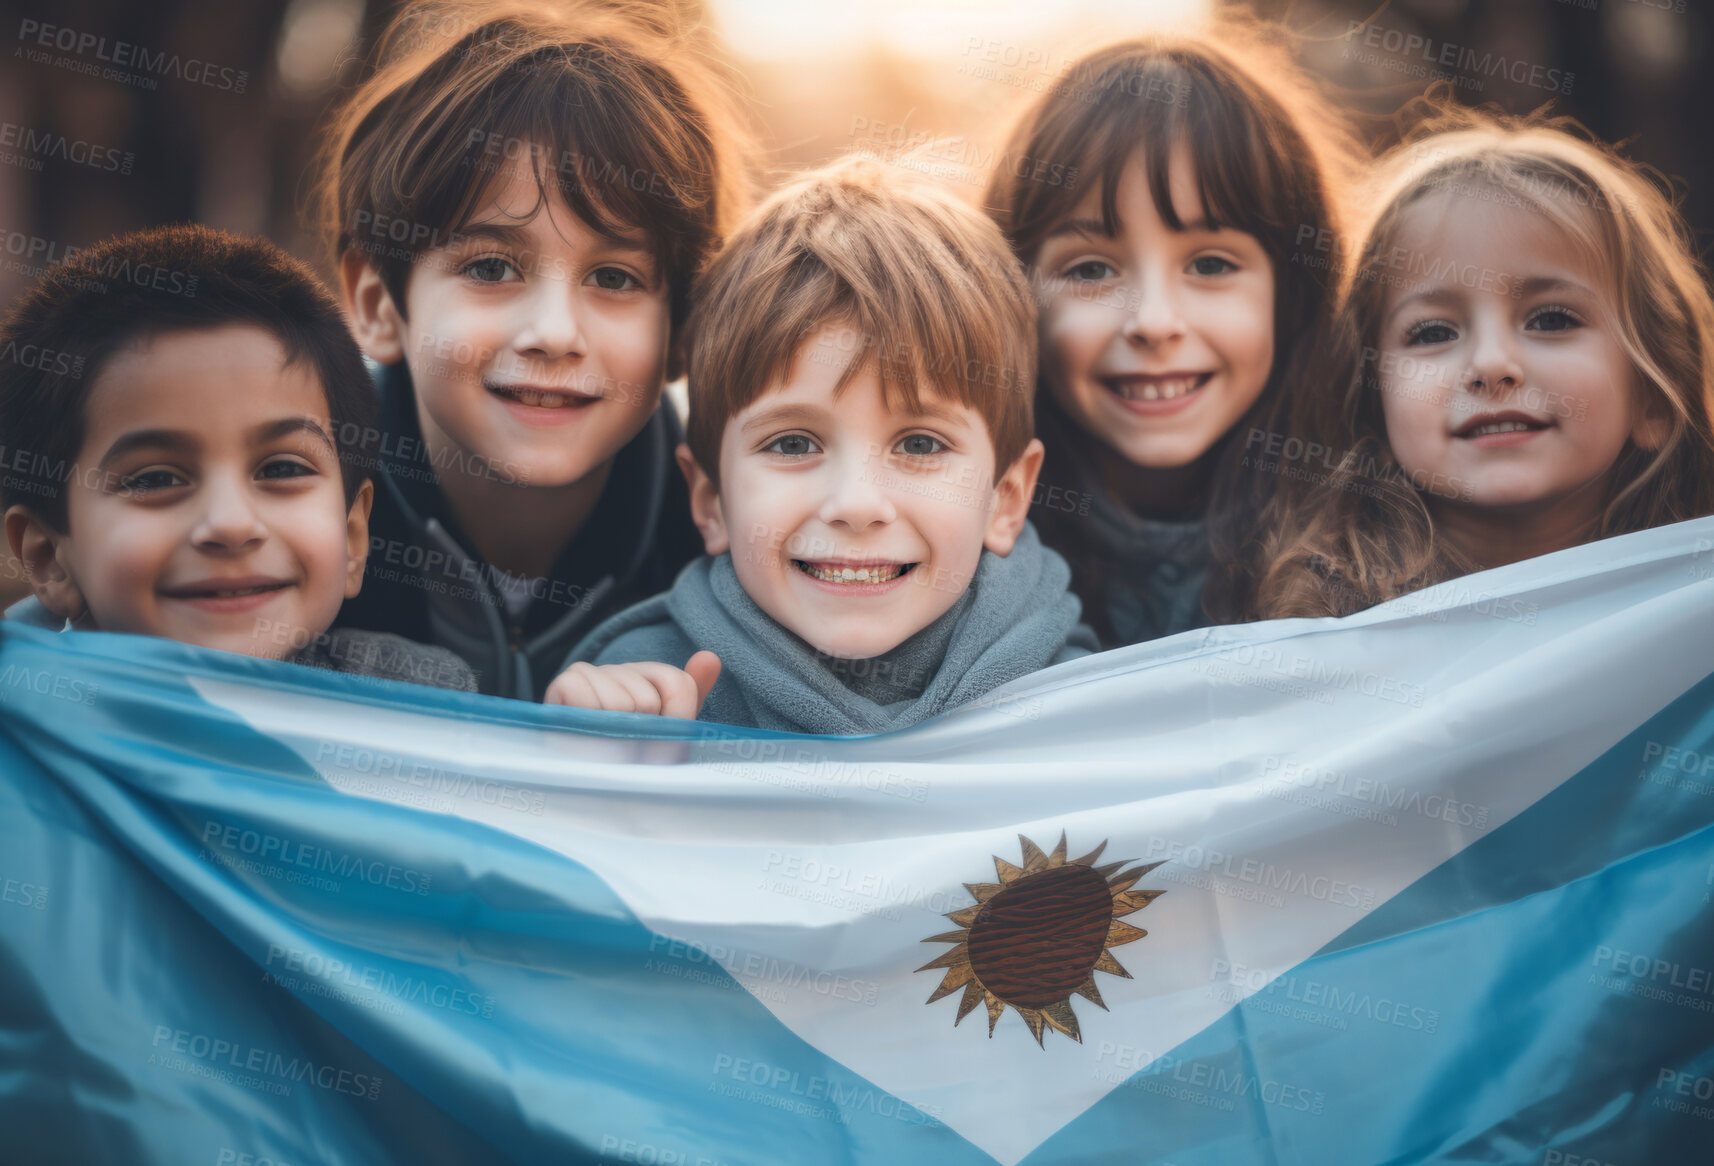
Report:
319,2,751,698
548,160,1096,733
0,223,476,691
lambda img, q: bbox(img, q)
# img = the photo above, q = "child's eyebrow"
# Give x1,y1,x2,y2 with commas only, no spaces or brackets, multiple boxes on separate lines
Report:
97,428,195,467
450,223,535,251
1044,217,1112,241
456,220,655,256
252,417,337,453
1043,215,1222,242
1387,286,1462,322
1514,276,1588,299
900,400,974,428
741,403,828,434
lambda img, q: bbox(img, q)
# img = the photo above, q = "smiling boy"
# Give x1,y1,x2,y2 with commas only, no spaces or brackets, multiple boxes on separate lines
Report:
549,161,1096,733
320,5,748,698
1,224,475,691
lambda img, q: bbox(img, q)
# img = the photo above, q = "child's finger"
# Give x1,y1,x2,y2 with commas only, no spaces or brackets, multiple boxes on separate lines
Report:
545,667,598,708
605,666,667,715
572,663,642,713
683,650,722,712
632,663,700,720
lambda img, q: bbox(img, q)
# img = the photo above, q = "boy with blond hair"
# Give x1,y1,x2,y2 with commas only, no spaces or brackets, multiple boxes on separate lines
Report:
549,160,1095,733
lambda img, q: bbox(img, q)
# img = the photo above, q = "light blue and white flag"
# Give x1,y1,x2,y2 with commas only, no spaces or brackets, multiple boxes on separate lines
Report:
4,519,1714,1165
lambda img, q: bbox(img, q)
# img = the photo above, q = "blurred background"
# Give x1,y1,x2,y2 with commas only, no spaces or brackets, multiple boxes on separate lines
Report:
0,0,1706,602
0,0,1705,304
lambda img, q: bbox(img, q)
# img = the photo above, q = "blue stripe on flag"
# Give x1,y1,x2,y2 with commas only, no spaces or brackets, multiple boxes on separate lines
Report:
1026,668,1714,1165
0,623,985,1165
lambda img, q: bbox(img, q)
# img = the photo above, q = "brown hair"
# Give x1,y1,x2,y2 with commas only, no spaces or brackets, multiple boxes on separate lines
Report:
981,21,1363,630
1238,104,1714,620
0,224,376,531
683,157,1037,487
312,0,752,338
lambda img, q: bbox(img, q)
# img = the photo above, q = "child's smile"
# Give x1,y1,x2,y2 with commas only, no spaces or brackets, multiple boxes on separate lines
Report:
792,559,916,588
1376,192,1664,530
482,373,608,426
42,324,370,658
380,160,671,489
1100,370,1215,413
683,323,1041,661
1033,141,1275,472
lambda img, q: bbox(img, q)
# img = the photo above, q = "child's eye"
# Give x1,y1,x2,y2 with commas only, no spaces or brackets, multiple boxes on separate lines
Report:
1526,305,1582,333
1188,255,1235,276
257,458,317,482
1065,260,1116,282
765,434,820,457
461,255,520,283
588,266,642,292
1405,320,1458,346
118,468,188,493
895,433,946,457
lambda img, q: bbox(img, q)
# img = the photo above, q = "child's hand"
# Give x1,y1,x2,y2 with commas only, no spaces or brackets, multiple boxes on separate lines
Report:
545,651,722,719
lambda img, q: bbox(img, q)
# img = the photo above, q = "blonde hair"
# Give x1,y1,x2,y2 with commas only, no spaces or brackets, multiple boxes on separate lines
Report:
684,157,1037,487
1238,103,1714,620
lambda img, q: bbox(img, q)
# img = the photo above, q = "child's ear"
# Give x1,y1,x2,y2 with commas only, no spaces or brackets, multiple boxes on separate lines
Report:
5,505,88,622
342,480,375,600
340,251,406,365
675,442,728,556
983,438,1045,557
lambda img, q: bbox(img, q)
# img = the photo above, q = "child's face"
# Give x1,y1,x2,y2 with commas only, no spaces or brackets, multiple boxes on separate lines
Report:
1376,192,1661,516
14,324,370,659
682,325,1042,661
356,161,671,490
1033,142,1276,469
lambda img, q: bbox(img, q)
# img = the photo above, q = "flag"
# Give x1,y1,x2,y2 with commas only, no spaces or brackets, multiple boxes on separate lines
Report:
3,518,1714,1165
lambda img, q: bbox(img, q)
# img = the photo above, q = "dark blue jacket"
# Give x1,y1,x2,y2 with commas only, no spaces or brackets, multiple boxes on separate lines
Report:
333,363,703,699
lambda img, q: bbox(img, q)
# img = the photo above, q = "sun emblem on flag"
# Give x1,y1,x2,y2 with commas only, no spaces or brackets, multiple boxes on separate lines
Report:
916,832,1163,1046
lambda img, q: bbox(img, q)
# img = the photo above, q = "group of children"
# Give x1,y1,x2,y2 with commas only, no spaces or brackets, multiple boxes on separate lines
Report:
4,3,1712,735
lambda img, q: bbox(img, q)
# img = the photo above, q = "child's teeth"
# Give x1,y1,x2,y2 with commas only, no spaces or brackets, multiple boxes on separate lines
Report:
799,562,903,583
499,386,578,408
1122,376,1200,401
1472,420,1534,436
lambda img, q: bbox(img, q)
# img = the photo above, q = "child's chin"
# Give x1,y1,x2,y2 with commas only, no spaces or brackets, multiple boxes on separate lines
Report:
174,629,299,661
802,626,914,663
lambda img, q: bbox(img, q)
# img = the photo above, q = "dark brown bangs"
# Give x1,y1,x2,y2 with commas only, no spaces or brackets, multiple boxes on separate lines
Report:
324,10,737,332
999,43,1320,267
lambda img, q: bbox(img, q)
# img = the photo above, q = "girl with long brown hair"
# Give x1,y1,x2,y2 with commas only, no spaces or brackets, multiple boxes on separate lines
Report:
985,22,1362,647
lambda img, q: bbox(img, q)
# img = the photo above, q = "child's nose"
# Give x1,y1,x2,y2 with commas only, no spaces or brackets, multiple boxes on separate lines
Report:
1463,327,1526,397
1121,266,1187,346
512,271,588,361
816,458,898,530
190,476,268,551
